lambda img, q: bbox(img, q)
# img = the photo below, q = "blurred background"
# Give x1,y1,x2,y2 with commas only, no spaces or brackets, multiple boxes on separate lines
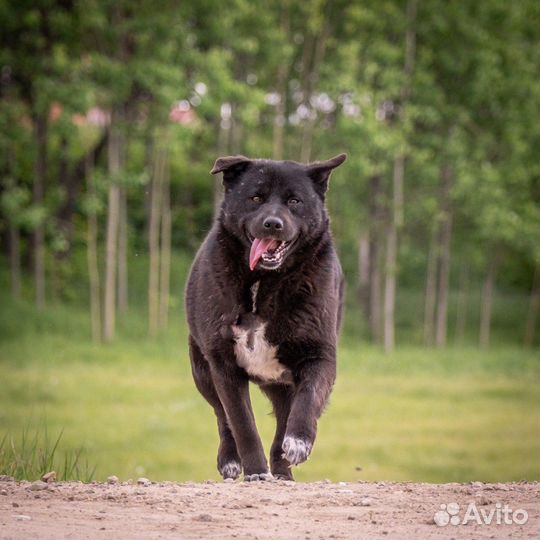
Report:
0,0,538,484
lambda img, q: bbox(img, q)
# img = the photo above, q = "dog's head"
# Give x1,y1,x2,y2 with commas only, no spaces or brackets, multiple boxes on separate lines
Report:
211,154,346,272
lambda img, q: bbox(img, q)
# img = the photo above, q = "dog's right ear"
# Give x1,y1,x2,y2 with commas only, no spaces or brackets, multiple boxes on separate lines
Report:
210,156,252,186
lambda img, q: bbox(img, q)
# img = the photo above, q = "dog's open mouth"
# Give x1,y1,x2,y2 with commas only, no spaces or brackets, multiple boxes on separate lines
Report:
249,237,293,271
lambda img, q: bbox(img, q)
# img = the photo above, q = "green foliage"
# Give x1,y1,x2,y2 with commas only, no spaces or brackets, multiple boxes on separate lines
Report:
1,0,538,291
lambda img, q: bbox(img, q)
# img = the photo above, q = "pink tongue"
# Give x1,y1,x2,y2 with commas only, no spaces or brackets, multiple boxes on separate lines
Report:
249,238,280,271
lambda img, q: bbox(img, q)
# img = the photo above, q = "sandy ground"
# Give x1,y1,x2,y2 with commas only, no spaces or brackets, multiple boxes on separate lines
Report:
0,477,538,540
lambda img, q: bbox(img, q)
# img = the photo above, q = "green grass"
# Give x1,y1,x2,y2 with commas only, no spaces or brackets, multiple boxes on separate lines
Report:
0,292,538,483
0,426,96,482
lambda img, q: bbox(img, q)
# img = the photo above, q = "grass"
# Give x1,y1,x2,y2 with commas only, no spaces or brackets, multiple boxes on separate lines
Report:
0,288,538,484
0,426,95,482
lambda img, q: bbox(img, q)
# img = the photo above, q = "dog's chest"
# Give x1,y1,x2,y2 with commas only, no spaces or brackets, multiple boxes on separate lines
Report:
231,280,292,384
231,322,291,383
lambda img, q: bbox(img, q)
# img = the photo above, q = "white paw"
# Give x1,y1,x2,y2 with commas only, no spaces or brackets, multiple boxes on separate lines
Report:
220,461,241,480
282,436,312,466
243,472,274,482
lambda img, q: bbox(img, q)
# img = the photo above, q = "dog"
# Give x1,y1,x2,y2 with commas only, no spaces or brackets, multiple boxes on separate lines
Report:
185,153,347,481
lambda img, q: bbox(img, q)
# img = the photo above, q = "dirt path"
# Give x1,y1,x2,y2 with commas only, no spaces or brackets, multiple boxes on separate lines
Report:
0,477,537,539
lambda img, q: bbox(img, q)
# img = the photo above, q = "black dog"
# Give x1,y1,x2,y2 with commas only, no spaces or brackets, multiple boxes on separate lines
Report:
185,153,346,481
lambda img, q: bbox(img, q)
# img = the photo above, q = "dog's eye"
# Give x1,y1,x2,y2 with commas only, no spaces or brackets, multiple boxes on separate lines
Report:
251,195,263,203
288,198,300,205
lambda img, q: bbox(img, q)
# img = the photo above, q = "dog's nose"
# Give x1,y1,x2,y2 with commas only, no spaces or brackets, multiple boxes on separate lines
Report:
263,216,284,230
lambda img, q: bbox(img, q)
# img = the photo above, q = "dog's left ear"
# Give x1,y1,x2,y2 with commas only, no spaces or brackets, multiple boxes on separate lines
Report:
306,153,347,196
210,155,252,186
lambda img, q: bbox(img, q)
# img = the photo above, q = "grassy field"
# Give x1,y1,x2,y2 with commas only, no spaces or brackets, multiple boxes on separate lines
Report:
1,289,538,484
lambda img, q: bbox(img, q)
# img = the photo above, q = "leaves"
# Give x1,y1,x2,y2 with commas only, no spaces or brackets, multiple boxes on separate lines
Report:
0,0,537,297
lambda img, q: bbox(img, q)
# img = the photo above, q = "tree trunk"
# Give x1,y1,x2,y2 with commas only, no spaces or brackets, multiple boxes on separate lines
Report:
383,223,398,353
479,255,498,350
214,109,230,216
454,263,469,344
524,265,539,347
50,137,70,300
382,0,416,353
298,31,314,162
300,26,327,163
117,186,128,314
103,185,120,342
159,159,171,330
423,228,438,346
300,117,315,164
273,4,290,160
383,154,405,353
9,221,22,300
33,112,48,309
434,217,452,347
143,133,154,244
103,112,122,342
370,250,382,344
273,64,288,160
368,175,383,343
230,103,244,155
86,155,101,343
148,136,166,338
55,136,72,257
357,231,370,318
435,164,453,347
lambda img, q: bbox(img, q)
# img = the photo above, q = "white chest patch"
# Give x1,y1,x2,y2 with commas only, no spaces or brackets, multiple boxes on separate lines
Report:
232,323,291,383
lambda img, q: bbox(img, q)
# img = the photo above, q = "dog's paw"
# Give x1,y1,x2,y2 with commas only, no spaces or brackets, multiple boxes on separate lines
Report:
282,436,312,466
219,461,242,480
273,473,295,481
243,472,274,482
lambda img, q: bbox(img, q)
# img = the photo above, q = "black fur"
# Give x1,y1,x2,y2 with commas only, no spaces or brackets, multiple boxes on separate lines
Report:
185,154,346,481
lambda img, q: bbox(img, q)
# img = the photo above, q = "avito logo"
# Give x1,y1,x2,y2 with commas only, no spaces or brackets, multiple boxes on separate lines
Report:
434,502,528,527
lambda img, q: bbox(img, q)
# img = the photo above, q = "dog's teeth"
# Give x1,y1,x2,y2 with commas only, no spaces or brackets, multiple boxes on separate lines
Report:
260,240,292,268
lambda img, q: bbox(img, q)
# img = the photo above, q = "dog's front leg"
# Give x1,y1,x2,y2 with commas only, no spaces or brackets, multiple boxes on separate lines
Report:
209,362,272,481
283,355,336,466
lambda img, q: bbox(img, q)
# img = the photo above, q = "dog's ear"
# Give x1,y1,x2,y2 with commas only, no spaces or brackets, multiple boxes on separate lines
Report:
210,155,252,186
306,153,347,196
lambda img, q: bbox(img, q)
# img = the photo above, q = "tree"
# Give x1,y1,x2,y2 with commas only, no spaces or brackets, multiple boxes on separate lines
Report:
0,0,537,352
103,109,123,342
83,152,102,343
148,129,169,337
79,0,185,340
0,2,85,307
0,94,31,301
382,0,417,353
